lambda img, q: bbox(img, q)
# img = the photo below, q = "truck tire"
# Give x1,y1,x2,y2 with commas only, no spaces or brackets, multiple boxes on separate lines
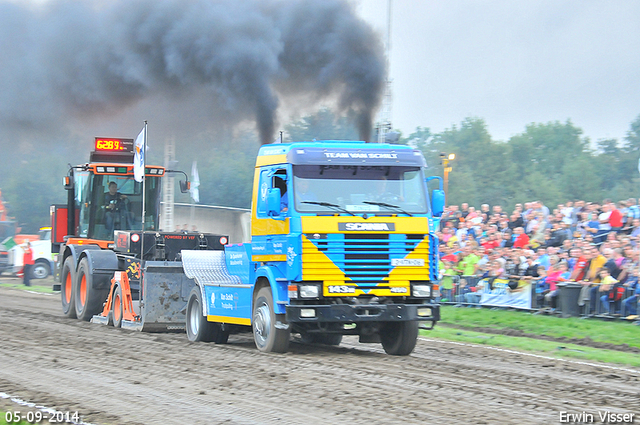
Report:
252,286,290,353
380,321,419,356
31,260,50,279
112,285,123,328
186,287,229,343
60,257,76,319
74,257,109,321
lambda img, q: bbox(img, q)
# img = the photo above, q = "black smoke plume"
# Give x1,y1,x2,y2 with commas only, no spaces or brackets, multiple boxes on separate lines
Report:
0,0,386,144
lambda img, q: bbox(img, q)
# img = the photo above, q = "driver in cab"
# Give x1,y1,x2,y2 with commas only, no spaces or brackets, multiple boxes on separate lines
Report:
105,181,127,211
105,181,129,234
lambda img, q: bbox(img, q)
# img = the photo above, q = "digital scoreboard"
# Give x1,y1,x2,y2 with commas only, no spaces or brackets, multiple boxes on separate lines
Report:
94,138,134,153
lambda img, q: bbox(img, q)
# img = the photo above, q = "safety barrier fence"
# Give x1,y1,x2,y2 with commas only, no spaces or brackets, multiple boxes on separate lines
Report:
438,275,639,320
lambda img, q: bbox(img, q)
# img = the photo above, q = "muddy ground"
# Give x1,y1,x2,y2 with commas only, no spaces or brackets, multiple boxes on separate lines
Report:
0,282,639,425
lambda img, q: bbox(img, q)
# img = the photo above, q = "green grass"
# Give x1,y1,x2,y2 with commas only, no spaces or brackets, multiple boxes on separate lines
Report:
422,326,640,368
420,306,640,368
439,305,640,349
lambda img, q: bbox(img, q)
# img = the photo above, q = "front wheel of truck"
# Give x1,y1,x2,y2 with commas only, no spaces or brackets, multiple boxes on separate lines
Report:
253,286,290,353
380,321,419,356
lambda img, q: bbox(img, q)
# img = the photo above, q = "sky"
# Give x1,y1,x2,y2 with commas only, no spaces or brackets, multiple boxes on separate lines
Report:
1,0,639,153
356,0,640,142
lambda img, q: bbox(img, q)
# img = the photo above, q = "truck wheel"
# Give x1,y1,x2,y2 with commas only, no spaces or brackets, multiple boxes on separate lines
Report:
380,321,419,356
74,258,109,321
112,285,123,328
186,286,226,343
31,260,50,279
252,286,290,353
60,257,76,319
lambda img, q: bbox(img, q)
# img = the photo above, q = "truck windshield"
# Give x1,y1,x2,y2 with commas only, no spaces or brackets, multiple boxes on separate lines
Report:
292,165,428,214
88,174,162,240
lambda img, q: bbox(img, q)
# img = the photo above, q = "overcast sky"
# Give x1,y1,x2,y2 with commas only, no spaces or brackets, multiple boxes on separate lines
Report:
356,0,640,142
3,0,638,150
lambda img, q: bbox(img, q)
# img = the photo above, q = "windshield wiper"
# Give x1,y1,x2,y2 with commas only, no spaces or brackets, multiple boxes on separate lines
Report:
363,201,413,217
302,201,356,216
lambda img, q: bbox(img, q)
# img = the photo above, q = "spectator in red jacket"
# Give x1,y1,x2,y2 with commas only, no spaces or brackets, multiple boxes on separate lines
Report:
22,242,34,287
569,247,590,281
481,232,500,251
609,201,623,233
513,227,530,249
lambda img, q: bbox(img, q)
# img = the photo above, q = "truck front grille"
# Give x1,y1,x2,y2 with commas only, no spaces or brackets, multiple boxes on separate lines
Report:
303,233,428,287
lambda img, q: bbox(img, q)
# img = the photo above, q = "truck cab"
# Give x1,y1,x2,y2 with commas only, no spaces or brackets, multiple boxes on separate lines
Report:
61,161,163,245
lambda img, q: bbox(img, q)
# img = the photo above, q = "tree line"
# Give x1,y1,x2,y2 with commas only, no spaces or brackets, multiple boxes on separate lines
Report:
405,115,640,209
1,109,638,232
283,108,640,210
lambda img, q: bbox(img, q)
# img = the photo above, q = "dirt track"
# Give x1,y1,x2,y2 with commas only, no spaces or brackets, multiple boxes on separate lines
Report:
1,284,639,425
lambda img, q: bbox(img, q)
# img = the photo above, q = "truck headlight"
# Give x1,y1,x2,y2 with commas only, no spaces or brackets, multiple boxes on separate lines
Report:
412,284,431,298
299,285,320,298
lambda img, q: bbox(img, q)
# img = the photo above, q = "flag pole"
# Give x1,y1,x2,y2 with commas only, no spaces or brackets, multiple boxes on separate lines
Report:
141,120,147,261
190,197,195,230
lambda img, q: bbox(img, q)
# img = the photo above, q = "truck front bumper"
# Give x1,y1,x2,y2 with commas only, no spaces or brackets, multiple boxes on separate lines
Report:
286,302,440,324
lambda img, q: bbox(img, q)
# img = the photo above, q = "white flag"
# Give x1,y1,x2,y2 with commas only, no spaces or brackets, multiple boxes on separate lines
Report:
133,127,145,182
190,160,200,203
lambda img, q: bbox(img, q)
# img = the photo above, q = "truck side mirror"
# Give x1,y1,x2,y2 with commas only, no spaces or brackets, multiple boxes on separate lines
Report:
179,180,190,193
267,187,281,217
63,175,74,190
432,189,445,217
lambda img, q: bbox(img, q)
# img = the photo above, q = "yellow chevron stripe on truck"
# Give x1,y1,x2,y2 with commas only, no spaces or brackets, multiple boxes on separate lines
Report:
301,234,348,283
382,237,430,281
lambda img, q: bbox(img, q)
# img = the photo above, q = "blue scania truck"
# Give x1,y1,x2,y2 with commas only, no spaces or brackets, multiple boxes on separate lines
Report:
180,140,444,355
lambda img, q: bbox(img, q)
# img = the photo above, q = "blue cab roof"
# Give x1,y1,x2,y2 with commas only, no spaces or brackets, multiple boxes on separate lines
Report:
258,140,426,167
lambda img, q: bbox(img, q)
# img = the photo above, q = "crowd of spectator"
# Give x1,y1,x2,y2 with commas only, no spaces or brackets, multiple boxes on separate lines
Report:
436,199,640,319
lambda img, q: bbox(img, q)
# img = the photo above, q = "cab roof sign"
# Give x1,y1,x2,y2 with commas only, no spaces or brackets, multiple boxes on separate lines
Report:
287,147,426,167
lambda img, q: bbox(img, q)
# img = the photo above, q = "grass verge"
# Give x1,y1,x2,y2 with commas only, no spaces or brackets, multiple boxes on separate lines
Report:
0,282,55,294
421,326,640,368
440,305,640,349
420,306,640,368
